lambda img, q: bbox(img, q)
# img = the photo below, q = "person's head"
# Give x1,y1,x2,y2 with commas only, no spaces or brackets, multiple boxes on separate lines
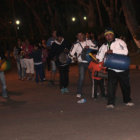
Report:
52,30,57,38
104,28,115,42
56,31,63,42
85,32,90,39
34,44,39,50
77,32,85,42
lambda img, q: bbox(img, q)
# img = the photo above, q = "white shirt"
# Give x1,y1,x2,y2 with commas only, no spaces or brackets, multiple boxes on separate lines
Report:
96,38,128,72
70,39,98,63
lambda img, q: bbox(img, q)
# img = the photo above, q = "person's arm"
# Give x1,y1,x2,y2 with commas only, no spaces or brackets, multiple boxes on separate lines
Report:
87,40,98,50
113,39,128,55
96,45,106,62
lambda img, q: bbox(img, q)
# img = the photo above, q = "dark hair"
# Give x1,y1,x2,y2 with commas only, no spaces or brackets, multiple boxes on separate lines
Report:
56,31,63,37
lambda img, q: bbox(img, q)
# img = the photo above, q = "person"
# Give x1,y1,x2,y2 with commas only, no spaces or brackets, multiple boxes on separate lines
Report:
50,32,71,93
41,39,48,81
69,31,98,103
96,28,134,108
22,39,34,80
47,30,57,85
0,48,8,100
13,39,22,80
29,44,43,83
88,54,106,99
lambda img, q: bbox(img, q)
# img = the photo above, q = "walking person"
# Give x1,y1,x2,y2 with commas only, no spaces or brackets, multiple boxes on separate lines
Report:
69,31,98,103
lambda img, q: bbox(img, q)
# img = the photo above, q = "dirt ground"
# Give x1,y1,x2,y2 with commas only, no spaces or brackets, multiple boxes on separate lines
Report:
0,65,140,140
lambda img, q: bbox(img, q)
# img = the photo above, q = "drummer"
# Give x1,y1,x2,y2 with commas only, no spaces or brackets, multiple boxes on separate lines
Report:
69,31,98,103
96,28,134,108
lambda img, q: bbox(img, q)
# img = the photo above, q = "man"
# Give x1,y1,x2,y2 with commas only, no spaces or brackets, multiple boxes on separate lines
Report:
13,39,22,80
0,48,8,100
50,32,71,93
96,28,134,108
47,30,57,85
70,31,98,103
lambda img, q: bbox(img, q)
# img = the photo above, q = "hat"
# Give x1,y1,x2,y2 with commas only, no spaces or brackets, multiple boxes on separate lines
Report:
104,28,114,36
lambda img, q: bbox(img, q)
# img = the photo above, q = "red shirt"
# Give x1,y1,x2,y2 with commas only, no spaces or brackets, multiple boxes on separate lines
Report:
22,45,33,58
88,61,105,80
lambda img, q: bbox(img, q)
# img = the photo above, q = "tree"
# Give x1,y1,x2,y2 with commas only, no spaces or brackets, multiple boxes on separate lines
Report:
78,0,96,28
121,0,140,48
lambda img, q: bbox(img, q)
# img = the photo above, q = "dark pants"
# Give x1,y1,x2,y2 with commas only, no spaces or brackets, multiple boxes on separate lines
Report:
107,69,131,105
77,63,89,95
94,79,105,98
34,64,43,83
42,62,47,79
59,66,69,89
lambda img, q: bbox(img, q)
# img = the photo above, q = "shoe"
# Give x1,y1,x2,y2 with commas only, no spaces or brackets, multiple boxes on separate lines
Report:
61,88,65,94
64,88,69,93
106,104,114,109
77,98,86,104
76,94,81,98
125,102,134,106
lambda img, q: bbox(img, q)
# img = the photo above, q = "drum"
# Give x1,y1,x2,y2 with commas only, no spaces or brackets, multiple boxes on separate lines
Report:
58,52,71,65
104,54,130,70
84,49,98,62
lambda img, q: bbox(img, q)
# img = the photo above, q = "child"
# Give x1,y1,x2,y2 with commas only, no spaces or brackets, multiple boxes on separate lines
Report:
88,57,106,99
30,44,43,83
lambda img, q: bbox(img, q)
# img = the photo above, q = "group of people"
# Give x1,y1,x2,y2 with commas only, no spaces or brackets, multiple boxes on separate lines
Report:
1,28,134,108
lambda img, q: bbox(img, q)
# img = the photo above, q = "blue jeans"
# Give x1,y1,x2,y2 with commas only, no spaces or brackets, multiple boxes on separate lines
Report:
0,72,8,98
16,59,22,79
77,63,89,96
34,64,43,83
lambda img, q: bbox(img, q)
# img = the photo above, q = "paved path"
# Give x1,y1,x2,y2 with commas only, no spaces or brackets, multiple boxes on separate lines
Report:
0,66,140,140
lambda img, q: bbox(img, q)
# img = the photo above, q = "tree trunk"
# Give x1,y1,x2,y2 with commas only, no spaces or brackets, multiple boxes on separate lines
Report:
102,0,114,27
96,0,103,27
121,0,140,48
78,0,96,28
23,0,47,36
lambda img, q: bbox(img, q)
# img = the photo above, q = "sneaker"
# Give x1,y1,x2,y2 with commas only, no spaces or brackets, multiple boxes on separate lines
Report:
61,88,65,94
125,102,134,106
64,88,69,93
76,94,81,98
77,98,86,104
106,104,114,109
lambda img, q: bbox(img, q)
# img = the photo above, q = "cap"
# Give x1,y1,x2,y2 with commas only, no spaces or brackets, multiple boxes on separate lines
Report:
104,28,114,36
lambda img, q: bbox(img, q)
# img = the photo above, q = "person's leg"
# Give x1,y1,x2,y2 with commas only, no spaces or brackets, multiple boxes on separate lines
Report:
59,68,65,93
118,70,132,103
29,58,35,80
99,79,106,97
34,65,39,83
0,72,8,98
38,64,44,82
16,59,22,79
77,63,88,97
24,58,30,80
63,66,69,92
94,79,98,99
107,70,118,105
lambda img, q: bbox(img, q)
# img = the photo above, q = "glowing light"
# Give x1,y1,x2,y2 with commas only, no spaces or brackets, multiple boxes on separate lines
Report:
15,20,20,25
83,16,87,20
72,17,76,22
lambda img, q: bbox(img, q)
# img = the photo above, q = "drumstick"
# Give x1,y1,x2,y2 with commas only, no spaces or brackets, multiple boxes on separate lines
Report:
88,53,98,63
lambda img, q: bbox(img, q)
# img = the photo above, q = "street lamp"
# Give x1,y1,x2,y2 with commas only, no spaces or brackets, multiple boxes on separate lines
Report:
72,17,76,22
83,16,87,20
15,20,20,25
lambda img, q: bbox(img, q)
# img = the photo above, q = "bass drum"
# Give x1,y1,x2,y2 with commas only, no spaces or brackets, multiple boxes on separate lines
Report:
104,54,130,70
85,49,98,62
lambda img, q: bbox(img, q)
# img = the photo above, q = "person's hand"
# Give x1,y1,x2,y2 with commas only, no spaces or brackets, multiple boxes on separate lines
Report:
106,50,113,54
85,46,89,49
